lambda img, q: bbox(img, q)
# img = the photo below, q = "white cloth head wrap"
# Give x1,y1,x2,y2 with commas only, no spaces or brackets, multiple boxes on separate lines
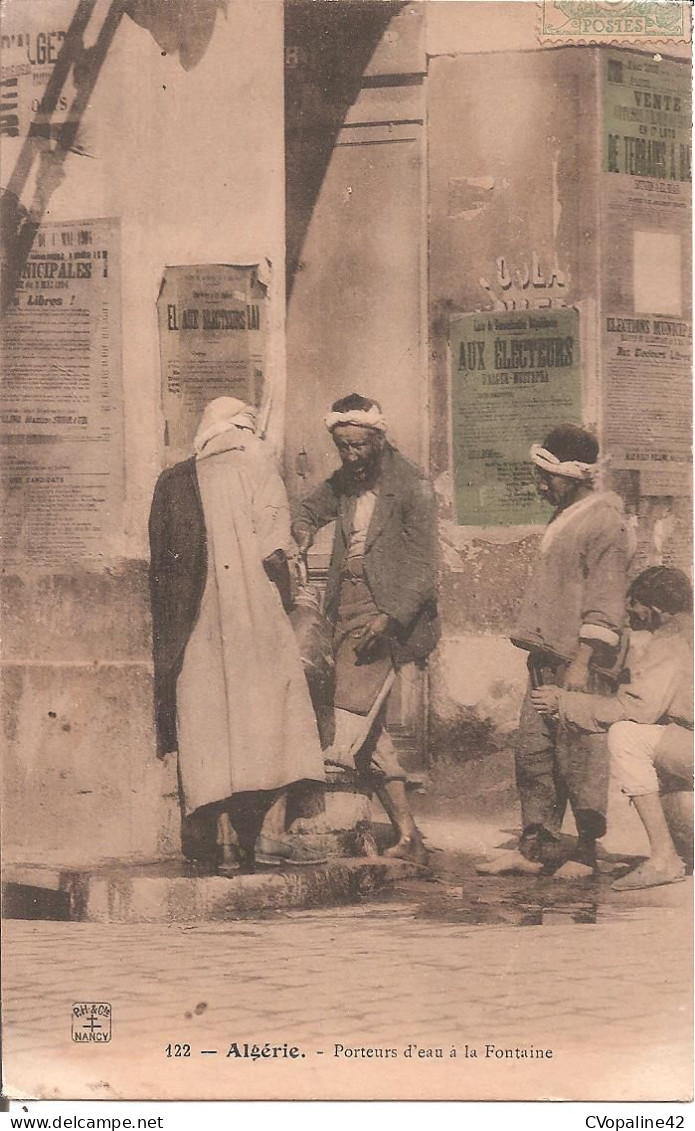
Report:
324,405,387,433
530,443,597,482
194,396,257,455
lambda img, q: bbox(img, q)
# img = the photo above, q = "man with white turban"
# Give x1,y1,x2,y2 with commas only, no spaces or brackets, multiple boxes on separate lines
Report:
292,393,440,867
149,396,326,871
477,424,631,879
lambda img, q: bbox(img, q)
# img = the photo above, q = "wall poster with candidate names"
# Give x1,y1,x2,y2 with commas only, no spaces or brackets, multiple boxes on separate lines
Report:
157,263,268,464
450,308,582,526
603,314,692,497
0,216,124,566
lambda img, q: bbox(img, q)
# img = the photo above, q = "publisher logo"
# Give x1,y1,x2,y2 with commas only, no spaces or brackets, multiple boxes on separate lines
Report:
72,1002,112,1042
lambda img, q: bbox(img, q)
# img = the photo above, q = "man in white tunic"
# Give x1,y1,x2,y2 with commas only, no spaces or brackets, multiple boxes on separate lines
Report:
149,397,326,871
532,566,692,890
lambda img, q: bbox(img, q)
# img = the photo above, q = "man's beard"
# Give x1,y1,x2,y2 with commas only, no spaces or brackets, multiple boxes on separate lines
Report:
343,455,383,493
628,609,660,633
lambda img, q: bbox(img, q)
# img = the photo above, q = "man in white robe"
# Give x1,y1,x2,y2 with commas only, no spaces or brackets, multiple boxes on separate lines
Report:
149,397,326,871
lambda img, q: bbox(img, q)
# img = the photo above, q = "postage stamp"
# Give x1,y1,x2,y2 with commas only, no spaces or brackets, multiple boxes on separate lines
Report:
538,0,691,44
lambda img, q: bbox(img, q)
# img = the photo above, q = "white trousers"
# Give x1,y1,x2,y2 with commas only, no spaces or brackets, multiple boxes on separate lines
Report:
608,721,693,798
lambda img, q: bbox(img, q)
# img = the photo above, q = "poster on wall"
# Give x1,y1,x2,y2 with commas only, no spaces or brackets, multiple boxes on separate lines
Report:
2,0,694,1118
0,216,124,565
603,313,692,496
0,0,77,139
450,308,582,525
603,51,691,183
157,262,268,464
601,51,692,316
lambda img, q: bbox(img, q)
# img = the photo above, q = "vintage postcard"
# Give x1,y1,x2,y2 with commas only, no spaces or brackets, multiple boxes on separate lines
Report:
1,0,692,1107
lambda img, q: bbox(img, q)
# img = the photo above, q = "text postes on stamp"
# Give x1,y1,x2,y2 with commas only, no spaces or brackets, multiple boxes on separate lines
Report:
539,0,691,45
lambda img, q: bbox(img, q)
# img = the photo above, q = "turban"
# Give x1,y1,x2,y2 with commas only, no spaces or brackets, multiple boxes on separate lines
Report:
194,396,257,455
530,443,597,482
324,404,387,434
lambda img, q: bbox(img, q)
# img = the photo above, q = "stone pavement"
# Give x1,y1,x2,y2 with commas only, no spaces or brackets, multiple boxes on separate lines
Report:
3,844,692,1104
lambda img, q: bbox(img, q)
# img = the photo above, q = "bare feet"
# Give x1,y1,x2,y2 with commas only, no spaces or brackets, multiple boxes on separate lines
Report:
383,833,429,867
476,850,543,876
551,860,596,881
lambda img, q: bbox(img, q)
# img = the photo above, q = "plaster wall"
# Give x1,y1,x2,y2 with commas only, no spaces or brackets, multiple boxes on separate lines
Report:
427,22,690,766
2,0,286,864
427,43,601,754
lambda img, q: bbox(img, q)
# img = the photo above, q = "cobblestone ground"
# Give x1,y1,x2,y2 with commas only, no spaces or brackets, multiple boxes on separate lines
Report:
3,845,692,1104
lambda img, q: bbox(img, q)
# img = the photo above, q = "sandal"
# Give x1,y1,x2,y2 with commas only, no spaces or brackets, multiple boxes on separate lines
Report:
611,860,686,891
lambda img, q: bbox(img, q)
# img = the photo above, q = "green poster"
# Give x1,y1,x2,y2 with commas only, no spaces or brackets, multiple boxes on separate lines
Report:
603,52,691,181
450,308,582,526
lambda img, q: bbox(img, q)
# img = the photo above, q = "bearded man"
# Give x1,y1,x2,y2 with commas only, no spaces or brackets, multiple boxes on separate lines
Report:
292,393,440,866
478,424,631,879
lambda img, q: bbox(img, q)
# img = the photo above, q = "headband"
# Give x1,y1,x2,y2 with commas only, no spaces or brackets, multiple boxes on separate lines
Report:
530,443,597,481
324,406,387,433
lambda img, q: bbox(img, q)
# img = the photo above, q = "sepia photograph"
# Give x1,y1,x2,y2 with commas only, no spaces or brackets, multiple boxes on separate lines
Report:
0,0,692,1107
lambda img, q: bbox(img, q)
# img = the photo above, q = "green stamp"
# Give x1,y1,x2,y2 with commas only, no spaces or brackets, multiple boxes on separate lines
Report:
539,1,690,43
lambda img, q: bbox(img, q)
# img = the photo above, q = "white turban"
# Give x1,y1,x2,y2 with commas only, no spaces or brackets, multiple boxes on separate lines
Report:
324,404,387,433
193,396,257,455
530,443,597,482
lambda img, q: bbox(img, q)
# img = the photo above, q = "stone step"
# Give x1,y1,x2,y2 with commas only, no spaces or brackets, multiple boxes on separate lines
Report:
2,857,424,924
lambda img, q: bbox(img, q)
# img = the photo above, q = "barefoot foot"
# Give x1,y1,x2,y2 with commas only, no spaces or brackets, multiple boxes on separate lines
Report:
476,850,543,876
551,860,596,881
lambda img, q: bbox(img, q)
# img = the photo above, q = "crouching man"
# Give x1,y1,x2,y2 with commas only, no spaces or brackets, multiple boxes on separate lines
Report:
532,567,693,890
292,394,440,866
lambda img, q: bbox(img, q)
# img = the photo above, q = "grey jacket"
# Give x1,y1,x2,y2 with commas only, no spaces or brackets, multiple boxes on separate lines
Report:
292,445,440,666
511,490,631,673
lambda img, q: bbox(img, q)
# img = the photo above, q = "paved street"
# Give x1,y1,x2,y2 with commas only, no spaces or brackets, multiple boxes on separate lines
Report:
3,826,692,1104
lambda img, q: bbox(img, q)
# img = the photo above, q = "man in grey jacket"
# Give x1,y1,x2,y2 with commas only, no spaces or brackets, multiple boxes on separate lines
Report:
292,393,440,866
478,424,631,880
